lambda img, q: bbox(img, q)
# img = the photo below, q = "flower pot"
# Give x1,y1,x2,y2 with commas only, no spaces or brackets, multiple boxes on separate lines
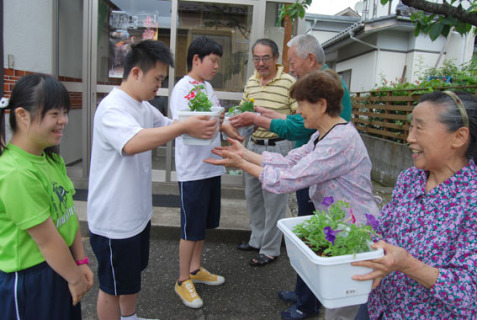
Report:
177,106,224,145
221,116,254,141
277,215,384,308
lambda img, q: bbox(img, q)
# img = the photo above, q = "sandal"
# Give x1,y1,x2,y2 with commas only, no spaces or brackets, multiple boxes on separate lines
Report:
249,254,276,266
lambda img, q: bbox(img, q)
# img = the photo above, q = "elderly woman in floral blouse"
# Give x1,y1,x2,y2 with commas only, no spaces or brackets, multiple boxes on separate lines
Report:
352,91,477,320
206,69,380,320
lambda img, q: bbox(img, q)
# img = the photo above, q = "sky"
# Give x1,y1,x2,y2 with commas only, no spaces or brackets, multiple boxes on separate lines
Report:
306,0,360,15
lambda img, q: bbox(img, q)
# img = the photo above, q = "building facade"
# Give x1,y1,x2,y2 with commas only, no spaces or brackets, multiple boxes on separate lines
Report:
2,0,302,186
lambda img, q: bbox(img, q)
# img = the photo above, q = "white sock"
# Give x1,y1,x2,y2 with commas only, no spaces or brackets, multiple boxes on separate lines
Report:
121,314,138,320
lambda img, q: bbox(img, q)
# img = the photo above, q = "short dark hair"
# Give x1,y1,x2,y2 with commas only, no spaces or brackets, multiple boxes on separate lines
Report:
122,40,174,80
289,69,344,117
418,91,477,160
187,36,223,72
252,38,279,58
1,73,70,160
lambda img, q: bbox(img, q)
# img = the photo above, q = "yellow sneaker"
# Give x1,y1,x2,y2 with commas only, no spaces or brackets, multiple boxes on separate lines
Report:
175,279,203,308
190,267,225,286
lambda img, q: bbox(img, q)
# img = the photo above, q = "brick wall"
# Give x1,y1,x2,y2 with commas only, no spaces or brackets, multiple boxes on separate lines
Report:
3,68,83,109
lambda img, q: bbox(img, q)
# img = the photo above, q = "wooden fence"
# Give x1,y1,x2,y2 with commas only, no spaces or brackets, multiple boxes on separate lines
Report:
351,85,477,143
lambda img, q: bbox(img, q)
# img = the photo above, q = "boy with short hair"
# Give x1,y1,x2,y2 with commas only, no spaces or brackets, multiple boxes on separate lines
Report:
170,36,226,309
87,40,217,320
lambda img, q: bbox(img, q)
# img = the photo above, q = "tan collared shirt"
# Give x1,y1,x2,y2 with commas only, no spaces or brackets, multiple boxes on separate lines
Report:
242,65,297,139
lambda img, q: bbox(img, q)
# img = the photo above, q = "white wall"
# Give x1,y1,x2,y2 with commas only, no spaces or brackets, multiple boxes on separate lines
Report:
59,0,83,78
4,0,83,165
310,30,340,45
4,0,53,72
335,51,377,92
376,51,407,86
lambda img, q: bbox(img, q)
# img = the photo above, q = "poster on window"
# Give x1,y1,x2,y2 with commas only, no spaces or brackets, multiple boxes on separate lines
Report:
109,11,159,78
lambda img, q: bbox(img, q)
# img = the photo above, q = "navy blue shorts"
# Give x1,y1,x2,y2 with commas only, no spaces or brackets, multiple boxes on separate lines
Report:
0,262,81,320
179,176,221,241
90,221,150,296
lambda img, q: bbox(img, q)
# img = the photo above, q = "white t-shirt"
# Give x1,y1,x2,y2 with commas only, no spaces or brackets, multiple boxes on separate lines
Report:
170,76,226,182
87,87,173,239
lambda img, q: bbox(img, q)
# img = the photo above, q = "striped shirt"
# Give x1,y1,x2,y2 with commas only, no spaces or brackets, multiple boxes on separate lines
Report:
242,65,297,139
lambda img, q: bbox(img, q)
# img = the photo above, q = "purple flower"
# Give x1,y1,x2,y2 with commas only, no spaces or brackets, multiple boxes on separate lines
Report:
321,196,334,207
324,226,337,245
365,214,379,229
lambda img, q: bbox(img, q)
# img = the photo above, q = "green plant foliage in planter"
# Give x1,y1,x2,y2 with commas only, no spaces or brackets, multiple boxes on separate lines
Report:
186,84,213,111
226,98,255,116
293,197,379,257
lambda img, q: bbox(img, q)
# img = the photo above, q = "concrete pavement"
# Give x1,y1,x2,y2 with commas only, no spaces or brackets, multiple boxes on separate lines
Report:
75,181,393,319
75,185,325,320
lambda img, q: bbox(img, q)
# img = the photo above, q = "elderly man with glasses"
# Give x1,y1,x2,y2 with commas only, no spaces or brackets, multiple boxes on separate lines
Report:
230,34,353,320
230,38,296,267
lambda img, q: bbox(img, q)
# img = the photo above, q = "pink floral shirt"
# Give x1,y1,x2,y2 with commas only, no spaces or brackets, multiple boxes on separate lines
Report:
259,122,379,224
368,160,477,319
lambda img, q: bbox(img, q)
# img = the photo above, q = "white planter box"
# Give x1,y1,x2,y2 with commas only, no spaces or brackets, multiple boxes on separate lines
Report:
277,215,384,309
177,106,224,145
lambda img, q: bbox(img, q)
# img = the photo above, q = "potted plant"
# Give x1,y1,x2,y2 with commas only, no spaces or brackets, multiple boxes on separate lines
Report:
223,98,256,139
178,83,224,145
277,197,384,308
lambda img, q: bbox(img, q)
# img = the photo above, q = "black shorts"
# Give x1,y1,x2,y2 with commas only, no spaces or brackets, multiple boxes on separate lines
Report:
0,262,81,320
90,221,151,295
179,176,221,241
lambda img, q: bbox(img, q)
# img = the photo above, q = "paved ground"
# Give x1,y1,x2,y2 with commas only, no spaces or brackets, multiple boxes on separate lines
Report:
76,181,393,320
79,237,324,320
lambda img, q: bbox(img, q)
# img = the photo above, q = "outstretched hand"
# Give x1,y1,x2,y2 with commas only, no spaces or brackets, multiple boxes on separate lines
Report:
183,115,218,139
204,138,246,167
351,240,411,289
254,106,286,120
229,112,257,128
221,122,245,142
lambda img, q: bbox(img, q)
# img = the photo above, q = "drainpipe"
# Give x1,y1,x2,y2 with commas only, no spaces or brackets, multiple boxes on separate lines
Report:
435,27,454,68
460,33,467,65
349,30,381,88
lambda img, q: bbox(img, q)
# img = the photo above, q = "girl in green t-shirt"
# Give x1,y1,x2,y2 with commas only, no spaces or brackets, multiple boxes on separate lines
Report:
0,74,94,319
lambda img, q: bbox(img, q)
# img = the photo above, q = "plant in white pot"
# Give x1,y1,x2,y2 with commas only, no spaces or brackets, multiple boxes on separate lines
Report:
277,196,383,308
223,98,256,140
178,83,224,145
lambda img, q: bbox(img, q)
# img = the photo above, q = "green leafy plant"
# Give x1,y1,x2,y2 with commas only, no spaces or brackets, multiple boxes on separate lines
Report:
226,98,255,116
278,0,313,24
293,197,379,257
185,84,213,111
380,0,477,41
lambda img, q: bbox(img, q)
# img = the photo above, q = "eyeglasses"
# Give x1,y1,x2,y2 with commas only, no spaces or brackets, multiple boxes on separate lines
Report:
253,55,273,63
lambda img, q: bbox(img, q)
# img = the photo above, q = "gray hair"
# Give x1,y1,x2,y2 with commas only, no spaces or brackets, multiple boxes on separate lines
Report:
418,91,477,161
287,34,325,64
252,38,280,58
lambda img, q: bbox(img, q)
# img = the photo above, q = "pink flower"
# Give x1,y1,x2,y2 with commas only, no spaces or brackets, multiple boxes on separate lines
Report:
350,209,356,224
185,91,196,100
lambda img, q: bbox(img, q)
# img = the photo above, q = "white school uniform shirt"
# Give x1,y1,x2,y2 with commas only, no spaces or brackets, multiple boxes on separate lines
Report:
87,87,172,239
170,75,226,182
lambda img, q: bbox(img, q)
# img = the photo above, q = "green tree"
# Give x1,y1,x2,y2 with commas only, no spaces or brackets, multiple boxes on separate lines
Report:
278,0,313,72
381,0,477,40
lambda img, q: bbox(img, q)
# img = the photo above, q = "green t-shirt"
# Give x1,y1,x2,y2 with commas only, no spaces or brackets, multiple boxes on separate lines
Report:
0,144,78,272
